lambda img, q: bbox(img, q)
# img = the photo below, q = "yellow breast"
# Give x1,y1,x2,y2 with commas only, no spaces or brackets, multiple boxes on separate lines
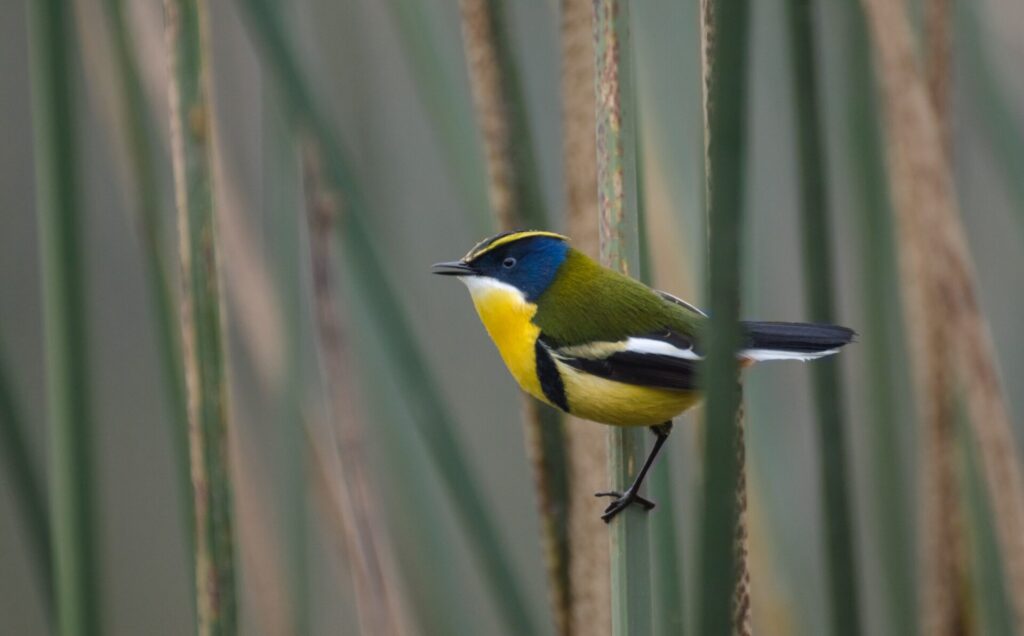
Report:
464,277,548,403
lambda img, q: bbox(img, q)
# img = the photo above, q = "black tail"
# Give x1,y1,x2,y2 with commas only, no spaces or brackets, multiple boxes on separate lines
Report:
740,321,855,360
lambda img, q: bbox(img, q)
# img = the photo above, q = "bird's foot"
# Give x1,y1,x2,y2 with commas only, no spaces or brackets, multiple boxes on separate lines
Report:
594,489,656,523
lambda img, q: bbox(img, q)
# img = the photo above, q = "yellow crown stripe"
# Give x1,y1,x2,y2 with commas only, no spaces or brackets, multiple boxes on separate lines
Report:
463,231,569,262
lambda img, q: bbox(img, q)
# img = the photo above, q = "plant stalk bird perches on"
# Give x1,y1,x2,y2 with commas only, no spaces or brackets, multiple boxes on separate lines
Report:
434,231,854,522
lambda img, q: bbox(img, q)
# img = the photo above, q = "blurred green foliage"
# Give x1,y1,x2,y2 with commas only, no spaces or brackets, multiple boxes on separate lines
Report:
2,0,1023,634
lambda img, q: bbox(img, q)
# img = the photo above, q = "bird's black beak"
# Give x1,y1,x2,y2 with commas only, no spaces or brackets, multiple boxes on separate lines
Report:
431,260,477,276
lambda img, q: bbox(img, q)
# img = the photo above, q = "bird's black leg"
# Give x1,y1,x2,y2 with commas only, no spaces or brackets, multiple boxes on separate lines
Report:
595,421,674,523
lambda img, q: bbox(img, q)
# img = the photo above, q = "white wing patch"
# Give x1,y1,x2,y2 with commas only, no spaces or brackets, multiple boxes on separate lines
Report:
620,339,841,362
552,334,840,364
624,337,702,360
740,348,840,362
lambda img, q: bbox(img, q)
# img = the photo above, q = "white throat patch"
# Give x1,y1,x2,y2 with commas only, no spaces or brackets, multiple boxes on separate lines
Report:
459,276,526,302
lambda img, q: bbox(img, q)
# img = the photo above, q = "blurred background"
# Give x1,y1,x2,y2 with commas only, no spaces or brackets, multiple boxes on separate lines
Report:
2,0,1023,634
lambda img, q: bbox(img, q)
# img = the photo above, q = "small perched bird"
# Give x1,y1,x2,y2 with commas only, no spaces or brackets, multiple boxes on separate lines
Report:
433,231,854,521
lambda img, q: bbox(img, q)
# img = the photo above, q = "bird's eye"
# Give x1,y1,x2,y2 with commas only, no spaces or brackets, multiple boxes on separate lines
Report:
502,257,517,269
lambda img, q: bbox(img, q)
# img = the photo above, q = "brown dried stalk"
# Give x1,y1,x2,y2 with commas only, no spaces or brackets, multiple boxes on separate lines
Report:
860,0,1024,632
731,399,752,636
301,140,405,636
560,0,610,634
458,1,572,631
458,0,544,227
919,1,969,633
925,0,952,157
700,0,714,207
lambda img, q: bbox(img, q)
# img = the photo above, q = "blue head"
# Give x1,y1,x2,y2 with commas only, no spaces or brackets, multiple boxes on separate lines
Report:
432,231,570,301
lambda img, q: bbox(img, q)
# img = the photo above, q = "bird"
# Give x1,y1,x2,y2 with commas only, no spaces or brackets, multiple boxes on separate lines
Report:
432,230,854,522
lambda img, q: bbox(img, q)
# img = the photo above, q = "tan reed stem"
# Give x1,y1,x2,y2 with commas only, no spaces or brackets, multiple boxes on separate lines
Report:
561,0,610,633
458,1,571,631
860,1,1024,632
919,1,969,632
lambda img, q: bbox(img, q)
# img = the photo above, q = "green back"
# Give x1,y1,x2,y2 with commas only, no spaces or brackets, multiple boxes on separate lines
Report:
533,249,703,346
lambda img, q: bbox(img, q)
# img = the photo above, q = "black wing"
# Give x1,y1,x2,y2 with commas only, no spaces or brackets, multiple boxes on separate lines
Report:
541,331,700,391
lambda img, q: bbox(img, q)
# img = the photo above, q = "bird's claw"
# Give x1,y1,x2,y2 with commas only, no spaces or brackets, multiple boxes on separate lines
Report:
594,490,656,522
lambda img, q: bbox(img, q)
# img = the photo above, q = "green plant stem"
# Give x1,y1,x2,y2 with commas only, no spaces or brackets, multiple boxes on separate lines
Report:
649,464,684,635
593,1,651,634
697,0,751,634
99,0,195,574
27,0,101,633
27,0,101,630
233,1,540,632
785,2,862,634
0,343,53,616
165,0,237,633
842,4,915,635
637,97,685,636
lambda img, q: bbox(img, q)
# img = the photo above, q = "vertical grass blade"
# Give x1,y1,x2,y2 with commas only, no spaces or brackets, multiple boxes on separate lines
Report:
232,2,541,631
0,342,53,615
648,458,684,636
560,0,610,631
840,4,915,634
592,1,652,634
27,0,101,633
457,0,570,630
637,118,685,636
696,0,751,635
164,0,237,632
99,0,195,575
785,2,862,634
